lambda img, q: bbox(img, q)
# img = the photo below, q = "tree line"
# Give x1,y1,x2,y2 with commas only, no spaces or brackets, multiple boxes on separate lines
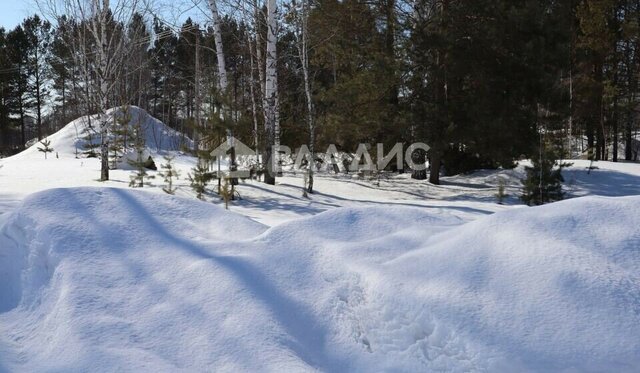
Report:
0,0,638,186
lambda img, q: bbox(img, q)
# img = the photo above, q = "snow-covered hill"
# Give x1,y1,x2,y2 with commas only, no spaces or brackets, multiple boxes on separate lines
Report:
10,106,192,160
1,187,639,371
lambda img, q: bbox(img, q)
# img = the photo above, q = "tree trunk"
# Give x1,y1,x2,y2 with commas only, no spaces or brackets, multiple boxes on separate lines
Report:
19,101,25,149
248,34,260,159
612,95,618,162
263,0,278,185
209,0,229,92
98,1,110,181
297,0,315,193
35,54,43,140
429,151,441,185
625,114,633,161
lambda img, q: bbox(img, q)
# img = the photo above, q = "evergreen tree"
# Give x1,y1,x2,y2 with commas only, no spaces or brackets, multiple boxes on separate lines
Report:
49,16,81,127
158,155,180,194
188,159,212,200
22,15,52,140
0,28,12,150
80,118,100,158
6,26,32,148
128,121,153,187
37,138,54,159
521,146,572,206
219,176,232,209
110,107,132,169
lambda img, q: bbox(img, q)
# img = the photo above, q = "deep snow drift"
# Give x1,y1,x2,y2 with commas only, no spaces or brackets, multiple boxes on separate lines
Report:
1,187,639,371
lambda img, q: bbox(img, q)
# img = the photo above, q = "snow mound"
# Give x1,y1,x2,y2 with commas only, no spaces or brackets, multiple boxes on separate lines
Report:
1,189,639,371
11,106,192,160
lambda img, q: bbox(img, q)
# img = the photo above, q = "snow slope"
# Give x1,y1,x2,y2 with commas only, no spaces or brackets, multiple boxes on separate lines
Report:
10,106,192,160
1,187,639,371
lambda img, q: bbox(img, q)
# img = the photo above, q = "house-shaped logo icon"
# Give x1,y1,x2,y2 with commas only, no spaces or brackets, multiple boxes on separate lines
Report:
210,136,255,178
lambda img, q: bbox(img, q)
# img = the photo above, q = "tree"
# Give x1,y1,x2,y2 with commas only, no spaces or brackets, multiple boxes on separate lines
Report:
219,177,232,209
49,16,82,127
289,0,316,192
188,159,213,200
521,146,572,206
5,26,32,148
406,0,569,184
22,15,52,141
37,138,54,159
208,0,229,92
80,118,100,158
0,28,12,150
158,155,180,194
128,119,153,187
110,107,131,168
262,0,279,185
125,13,150,108
40,0,145,181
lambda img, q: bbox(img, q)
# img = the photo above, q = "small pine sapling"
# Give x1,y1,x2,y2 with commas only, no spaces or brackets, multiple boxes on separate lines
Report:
188,159,212,200
495,178,507,204
521,147,572,206
38,138,54,159
159,155,180,194
302,171,309,198
110,107,132,169
219,177,232,209
81,123,100,158
128,122,154,187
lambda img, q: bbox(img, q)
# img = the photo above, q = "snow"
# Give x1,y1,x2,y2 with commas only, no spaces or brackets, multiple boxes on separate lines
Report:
1,109,640,371
10,106,191,161
1,188,639,371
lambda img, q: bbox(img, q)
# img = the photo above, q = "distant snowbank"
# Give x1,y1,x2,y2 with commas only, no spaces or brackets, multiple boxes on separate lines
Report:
1,188,639,371
7,106,193,160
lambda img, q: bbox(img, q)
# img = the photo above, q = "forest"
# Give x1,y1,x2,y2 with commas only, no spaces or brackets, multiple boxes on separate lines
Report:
0,0,639,186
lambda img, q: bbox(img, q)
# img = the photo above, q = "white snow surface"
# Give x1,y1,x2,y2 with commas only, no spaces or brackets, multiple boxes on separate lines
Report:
0,188,639,372
1,111,640,371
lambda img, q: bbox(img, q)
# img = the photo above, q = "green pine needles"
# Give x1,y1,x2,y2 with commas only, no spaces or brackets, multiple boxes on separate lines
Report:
110,107,132,169
521,148,572,206
159,155,180,194
128,121,154,188
37,138,54,159
188,159,213,200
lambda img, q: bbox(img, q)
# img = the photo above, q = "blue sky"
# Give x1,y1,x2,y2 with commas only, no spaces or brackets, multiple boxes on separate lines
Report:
0,1,35,30
0,1,209,32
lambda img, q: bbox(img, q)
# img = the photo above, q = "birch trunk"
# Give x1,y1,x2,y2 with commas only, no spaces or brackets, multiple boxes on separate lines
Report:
208,0,229,92
295,0,315,192
263,0,278,185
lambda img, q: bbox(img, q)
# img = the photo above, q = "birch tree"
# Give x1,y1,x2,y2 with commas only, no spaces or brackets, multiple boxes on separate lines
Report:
263,0,278,185
39,0,142,181
208,0,229,93
290,0,315,192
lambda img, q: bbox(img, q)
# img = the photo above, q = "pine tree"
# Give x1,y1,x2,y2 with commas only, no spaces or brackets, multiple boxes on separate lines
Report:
80,118,100,158
521,147,572,206
128,121,153,187
110,107,132,169
22,15,52,141
495,178,507,205
219,177,232,209
158,155,180,195
188,158,212,200
37,138,53,159
6,26,32,148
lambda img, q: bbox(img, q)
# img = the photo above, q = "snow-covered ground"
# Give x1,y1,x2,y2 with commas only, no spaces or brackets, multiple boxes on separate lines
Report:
1,108,639,371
